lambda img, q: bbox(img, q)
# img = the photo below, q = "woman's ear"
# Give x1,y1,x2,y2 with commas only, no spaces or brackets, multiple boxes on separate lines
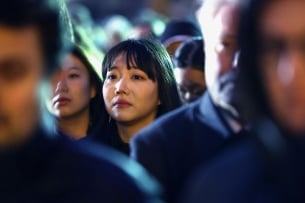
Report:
90,86,97,99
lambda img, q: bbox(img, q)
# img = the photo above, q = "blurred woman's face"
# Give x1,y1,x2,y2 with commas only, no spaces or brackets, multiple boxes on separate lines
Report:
103,52,159,126
259,0,305,135
47,54,96,119
174,67,206,104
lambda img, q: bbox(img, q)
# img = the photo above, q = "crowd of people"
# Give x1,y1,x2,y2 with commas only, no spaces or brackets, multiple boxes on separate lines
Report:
0,0,305,202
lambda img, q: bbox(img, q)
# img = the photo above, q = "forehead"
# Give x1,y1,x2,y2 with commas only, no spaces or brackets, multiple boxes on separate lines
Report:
61,54,87,71
198,1,240,33
111,52,129,67
0,25,42,62
260,1,305,38
215,4,239,33
174,67,204,79
205,3,240,40
111,52,141,70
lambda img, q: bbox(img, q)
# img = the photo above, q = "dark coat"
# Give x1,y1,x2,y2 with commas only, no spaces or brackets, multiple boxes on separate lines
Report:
181,118,305,203
131,92,244,203
0,127,162,203
94,120,130,155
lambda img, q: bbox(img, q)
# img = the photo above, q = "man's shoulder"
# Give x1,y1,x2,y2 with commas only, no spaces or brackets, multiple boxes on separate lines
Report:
181,138,265,203
160,98,203,125
133,94,225,143
50,138,162,202
59,139,158,181
4,131,161,202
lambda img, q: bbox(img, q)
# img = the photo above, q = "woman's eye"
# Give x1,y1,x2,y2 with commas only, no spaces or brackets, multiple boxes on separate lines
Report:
222,41,231,47
69,73,80,78
106,74,117,80
132,75,145,80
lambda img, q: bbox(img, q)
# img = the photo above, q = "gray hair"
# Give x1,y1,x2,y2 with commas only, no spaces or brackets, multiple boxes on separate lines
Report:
196,0,242,32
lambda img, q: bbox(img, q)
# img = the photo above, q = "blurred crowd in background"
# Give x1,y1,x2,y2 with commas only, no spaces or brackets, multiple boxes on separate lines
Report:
65,0,200,54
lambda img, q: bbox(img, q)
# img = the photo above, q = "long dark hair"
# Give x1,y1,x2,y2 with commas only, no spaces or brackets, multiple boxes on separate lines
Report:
237,0,269,120
173,37,205,72
70,26,105,135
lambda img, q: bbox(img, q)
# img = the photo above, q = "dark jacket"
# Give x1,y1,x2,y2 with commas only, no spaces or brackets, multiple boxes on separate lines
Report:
0,127,162,203
94,120,130,155
180,118,305,203
131,92,245,203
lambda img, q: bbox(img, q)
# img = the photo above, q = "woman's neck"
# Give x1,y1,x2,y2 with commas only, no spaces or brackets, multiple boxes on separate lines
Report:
57,110,90,140
116,114,156,143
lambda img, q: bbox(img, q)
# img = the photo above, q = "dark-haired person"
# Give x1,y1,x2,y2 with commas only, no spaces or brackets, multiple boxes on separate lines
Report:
46,28,105,140
95,38,181,155
0,0,161,202
130,0,248,202
181,0,305,202
159,20,202,57
173,37,206,104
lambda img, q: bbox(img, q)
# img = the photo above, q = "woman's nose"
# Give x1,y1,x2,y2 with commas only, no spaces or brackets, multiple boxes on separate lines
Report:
54,74,68,93
114,78,129,95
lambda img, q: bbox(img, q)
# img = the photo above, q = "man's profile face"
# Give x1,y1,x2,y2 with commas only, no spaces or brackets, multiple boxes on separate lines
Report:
198,3,240,109
259,0,305,135
0,25,44,148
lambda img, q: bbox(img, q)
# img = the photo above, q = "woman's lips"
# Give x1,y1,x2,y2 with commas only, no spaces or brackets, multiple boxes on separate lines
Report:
113,99,131,108
54,97,71,106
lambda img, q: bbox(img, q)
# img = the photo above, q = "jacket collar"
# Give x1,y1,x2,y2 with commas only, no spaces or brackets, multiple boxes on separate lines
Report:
199,92,234,138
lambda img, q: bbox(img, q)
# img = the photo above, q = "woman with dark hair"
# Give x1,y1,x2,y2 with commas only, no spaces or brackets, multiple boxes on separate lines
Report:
46,31,104,139
96,38,181,154
160,20,202,57
173,37,206,104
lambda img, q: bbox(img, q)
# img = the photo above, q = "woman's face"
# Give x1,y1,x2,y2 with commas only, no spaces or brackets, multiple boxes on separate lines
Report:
103,52,160,126
174,67,206,104
47,54,96,119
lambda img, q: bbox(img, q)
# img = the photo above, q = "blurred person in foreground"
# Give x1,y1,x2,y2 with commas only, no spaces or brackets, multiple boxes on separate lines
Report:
181,0,305,202
0,0,162,202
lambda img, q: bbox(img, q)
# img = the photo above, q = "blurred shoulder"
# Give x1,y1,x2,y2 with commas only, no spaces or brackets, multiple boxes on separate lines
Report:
54,138,163,202
181,137,266,203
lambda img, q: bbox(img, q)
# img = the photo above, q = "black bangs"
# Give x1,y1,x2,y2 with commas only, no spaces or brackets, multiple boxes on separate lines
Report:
102,39,157,81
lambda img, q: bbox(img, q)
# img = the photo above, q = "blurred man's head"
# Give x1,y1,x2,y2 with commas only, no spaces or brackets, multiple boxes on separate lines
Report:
240,0,305,135
196,0,242,118
0,0,69,149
